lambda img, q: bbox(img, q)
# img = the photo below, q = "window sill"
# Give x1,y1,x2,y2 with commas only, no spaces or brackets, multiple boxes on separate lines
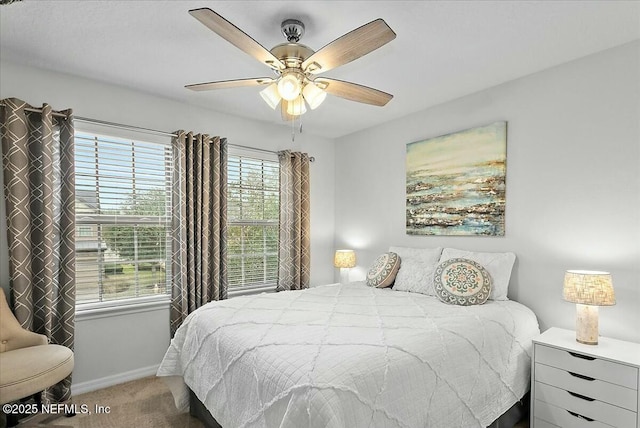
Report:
75,285,275,321
75,295,171,321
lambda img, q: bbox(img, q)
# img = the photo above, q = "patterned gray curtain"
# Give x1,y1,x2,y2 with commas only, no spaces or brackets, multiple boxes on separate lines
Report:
170,131,227,335
1,97,75,402
276,150,310,291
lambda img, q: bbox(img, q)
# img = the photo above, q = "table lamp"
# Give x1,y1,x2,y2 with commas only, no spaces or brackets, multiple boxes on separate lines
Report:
334,250,356,284
563,270,615,345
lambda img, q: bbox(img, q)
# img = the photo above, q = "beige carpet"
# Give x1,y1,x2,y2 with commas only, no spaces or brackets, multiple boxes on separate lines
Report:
12,376,530,428
15,377,203,428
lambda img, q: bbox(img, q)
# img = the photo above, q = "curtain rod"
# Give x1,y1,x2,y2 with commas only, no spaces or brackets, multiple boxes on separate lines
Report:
0,103,315,161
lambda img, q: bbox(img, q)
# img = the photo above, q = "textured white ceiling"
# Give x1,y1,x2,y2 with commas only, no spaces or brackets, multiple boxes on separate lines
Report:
1,1,639,138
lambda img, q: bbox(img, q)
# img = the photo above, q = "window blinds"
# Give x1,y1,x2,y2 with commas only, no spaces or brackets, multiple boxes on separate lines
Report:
74,132,172,305
227,155,279,289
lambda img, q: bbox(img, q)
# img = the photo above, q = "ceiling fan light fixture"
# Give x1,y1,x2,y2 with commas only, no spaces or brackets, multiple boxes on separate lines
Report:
302,82,327,110
286,95,307,116
277,74,302,101
260,83,281,109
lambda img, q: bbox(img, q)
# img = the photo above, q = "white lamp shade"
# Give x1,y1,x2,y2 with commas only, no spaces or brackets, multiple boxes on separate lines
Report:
260,83,281,109
563,270,615,306
302,82,327,110
286,96,307,116
277,74,301,101
334,250,356,268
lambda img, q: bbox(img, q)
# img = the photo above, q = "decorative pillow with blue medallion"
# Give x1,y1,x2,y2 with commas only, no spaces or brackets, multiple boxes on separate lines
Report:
366,252,401,288
434,258,492,306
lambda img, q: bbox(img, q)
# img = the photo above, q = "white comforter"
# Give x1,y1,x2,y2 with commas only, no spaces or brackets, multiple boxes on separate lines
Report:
157,283,539,428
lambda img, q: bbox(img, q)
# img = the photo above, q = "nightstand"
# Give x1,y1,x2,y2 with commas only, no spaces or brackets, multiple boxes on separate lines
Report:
531,327,640,428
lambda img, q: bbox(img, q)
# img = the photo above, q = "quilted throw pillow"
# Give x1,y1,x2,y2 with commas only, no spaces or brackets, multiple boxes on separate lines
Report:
366,252,401,288
434,258,492,306
388,246,443,295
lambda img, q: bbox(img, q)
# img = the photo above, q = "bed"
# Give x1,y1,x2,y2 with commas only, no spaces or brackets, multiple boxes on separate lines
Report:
157,281,539,428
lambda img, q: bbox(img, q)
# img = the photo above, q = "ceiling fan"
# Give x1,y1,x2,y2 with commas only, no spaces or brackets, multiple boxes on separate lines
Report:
185,8,396,121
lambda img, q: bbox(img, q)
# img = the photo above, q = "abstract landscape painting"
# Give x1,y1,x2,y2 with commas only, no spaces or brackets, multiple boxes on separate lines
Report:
406,121,507,236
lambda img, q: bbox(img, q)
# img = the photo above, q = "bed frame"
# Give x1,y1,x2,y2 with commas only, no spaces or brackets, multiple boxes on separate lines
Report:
189,389,222,428
188,388,529,428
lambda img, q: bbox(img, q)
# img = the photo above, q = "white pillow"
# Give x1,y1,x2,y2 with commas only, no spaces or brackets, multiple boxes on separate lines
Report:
439,248,516,300
388,246,443,295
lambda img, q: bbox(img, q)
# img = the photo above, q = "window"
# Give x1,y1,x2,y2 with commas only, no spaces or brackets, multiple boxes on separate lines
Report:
77,226,93,237
227,153,279,291
74,131,172,306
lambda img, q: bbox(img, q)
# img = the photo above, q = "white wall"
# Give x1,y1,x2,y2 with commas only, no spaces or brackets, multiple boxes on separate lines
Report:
334,41,640,343
0,60,335,391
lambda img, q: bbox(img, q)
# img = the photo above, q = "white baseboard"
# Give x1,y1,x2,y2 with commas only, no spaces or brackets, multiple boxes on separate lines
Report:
71,364,160,396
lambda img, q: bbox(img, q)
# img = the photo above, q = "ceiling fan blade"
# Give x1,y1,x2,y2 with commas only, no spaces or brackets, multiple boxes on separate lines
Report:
302,19,396,74
186,77,275,91
189,8,285,71
315,78,393,106
281,100,295,121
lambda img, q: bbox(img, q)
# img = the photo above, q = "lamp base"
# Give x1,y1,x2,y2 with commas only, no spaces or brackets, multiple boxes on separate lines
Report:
575,304,599,345
340,268,351,285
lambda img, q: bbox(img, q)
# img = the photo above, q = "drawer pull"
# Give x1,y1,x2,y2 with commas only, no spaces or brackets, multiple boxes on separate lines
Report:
567,410,595,422
568,391,595,401
568,371,595,381
568,351,595,361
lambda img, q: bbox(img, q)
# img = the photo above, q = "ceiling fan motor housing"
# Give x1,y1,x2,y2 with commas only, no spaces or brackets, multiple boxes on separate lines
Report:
270,43,314,70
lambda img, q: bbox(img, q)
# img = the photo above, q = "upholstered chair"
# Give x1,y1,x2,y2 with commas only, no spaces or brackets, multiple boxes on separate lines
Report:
0,288,74,425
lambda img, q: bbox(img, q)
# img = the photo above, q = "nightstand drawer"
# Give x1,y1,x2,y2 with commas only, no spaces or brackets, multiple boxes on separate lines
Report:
533,418,562,428
535,344,638,389
536,363,638,411
534,400,614,428
535,382,637,428
534,417,561,428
